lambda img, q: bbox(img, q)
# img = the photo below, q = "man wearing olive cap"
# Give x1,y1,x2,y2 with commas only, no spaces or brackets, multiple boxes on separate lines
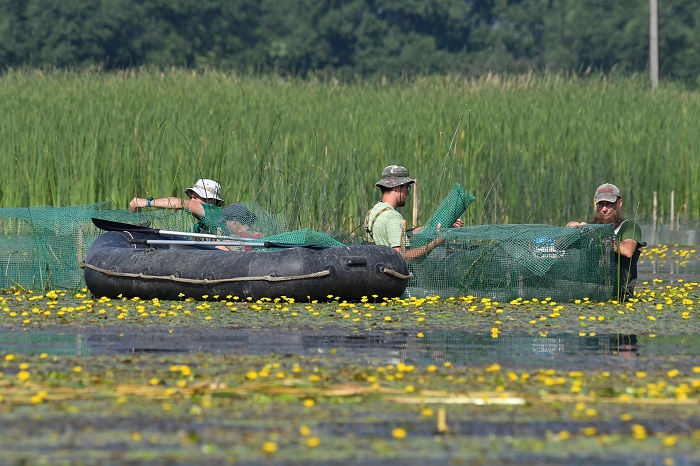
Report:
567,183,644,301
365,165,463,261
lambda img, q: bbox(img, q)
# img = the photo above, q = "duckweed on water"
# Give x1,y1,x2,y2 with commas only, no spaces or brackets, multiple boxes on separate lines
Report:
1,279,698,334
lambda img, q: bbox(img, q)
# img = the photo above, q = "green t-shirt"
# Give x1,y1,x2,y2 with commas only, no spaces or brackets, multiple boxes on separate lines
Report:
614,219,643,300
616,219,643,243
364,201,409,248
193,204,225,234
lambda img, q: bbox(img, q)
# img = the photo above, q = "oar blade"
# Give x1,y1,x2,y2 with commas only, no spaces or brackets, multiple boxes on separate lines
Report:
92,218,159,234
93,218,239,240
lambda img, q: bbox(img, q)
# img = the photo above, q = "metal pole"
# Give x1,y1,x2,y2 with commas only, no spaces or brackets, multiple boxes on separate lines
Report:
670,190,674,232
650,0,659,89
652,191,658,246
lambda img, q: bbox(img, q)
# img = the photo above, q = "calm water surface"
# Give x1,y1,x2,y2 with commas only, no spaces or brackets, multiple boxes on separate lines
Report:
2,328,698,372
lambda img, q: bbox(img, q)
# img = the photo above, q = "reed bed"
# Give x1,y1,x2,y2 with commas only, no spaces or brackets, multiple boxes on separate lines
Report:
1,69,697,234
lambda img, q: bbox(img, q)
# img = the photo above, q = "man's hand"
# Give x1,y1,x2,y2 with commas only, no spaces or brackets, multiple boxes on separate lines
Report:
129,197,141,212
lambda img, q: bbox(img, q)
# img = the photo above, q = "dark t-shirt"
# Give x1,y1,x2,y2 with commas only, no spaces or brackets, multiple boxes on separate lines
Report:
614,219,643,301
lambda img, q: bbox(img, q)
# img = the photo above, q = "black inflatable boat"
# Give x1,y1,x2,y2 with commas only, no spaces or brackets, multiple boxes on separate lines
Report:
83,231,410,301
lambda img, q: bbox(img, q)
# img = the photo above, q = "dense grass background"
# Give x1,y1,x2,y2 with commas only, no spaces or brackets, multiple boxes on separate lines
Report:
1,69,697,234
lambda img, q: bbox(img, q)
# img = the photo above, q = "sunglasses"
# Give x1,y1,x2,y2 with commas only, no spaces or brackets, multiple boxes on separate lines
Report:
596,200,617,209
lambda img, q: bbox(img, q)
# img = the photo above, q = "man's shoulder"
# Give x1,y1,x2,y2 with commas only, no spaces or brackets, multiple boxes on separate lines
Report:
369,201,393,213
373,205,402,222
618,219,643,241
368,202,399,219
618,218,641,230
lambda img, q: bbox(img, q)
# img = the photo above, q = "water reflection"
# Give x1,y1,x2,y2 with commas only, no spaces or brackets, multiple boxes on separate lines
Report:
0,332,90,356
401,332,642,367
0,329,651,366
611,333,638,357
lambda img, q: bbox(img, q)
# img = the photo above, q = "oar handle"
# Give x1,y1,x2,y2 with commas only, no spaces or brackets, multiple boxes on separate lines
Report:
263,242,328,250
131,239,251,247
129,238,327,249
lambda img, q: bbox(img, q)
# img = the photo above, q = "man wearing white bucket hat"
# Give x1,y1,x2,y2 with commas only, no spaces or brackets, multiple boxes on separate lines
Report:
130,178,224,234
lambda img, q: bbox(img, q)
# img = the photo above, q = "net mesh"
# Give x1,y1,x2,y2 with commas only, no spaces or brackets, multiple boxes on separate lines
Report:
405,223,617,302
410,183,476,248
390,184,616,301
0,192,617,301
0,201,338,291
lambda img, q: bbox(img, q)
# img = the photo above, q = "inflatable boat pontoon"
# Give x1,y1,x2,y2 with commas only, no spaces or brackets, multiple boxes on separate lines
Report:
83,230,410,302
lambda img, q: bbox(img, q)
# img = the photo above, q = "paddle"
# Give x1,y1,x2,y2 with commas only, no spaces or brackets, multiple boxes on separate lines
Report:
92,217,237,240
92,218,328,249
128,238,327,249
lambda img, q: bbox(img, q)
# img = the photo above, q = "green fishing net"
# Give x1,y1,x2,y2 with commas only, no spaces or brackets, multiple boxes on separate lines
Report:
410,183,476,248
404,223,618,302
0,201,328,291
0,194,618,301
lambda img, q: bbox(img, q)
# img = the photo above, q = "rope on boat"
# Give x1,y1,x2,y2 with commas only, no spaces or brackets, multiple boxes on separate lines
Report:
81,262,330,284
381,267,413,280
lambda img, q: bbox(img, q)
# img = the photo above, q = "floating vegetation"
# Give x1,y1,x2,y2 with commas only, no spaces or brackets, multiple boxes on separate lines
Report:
0,277,698,463
1,277,698,334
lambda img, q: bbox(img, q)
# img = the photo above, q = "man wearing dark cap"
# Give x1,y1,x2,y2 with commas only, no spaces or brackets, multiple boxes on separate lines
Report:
222,202,262,250
365,165,463,261
223,202,258,230
567,183,644,301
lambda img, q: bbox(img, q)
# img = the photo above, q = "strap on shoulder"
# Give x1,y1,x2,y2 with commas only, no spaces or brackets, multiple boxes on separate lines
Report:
365,206,392,241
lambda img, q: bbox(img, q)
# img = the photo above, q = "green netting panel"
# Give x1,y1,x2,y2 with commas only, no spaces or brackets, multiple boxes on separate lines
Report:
405,223,617,302
197,201,289,237
410,183,475,248
0,203,250,291
0,202,339,291
258,228,346,248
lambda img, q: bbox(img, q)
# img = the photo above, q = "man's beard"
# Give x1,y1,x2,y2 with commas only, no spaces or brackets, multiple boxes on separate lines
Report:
590,209,623,226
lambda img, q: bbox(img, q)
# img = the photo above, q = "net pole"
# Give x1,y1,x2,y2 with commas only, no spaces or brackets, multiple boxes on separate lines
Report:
412,179,418,229
400,220,407,256
77,226,83,264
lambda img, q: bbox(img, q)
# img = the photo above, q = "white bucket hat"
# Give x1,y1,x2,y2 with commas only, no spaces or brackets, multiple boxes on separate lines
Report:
185,179,223,206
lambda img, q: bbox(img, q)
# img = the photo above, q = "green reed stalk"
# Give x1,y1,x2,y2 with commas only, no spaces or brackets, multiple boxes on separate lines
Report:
0,69,698,233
